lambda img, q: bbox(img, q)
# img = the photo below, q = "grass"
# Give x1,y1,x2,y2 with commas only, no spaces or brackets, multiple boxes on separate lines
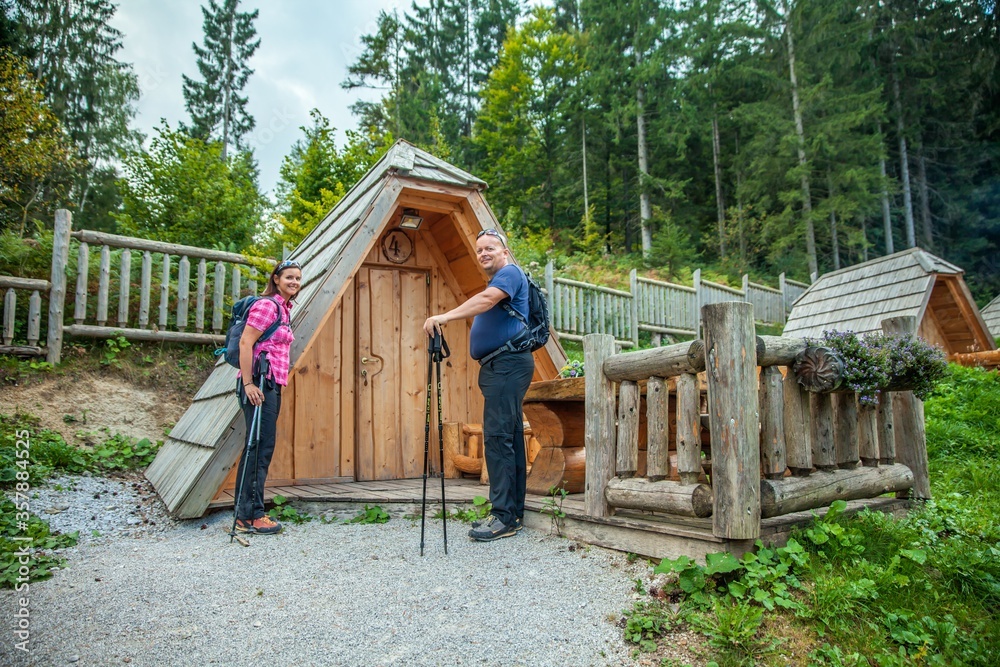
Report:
0,410,166,589
620,364,1000,665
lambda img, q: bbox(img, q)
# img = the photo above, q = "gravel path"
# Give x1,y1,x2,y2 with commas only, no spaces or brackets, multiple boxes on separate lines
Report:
2,475,649,667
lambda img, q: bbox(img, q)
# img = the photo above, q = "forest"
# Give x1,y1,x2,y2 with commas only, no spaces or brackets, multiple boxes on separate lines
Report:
1,0,998,301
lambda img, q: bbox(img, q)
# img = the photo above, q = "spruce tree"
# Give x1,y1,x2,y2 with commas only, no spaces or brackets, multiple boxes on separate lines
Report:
182,0,259,159
14,0,140,225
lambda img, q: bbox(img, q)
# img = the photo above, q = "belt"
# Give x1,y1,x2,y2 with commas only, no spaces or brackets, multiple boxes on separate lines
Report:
478,345,529,366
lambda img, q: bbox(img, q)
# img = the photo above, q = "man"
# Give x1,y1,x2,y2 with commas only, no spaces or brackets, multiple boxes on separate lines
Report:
423,229,534,542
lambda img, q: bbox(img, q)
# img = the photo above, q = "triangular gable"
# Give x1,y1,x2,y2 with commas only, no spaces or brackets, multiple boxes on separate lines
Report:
147,140,565,517
783,248,995,354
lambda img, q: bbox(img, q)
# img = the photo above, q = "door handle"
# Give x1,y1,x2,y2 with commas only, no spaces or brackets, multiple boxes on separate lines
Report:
361,356,369,364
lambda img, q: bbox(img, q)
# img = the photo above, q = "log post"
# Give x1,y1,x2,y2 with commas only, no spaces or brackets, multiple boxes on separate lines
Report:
117,249,131,327
46,209,72,364
645,377,669,481
27,291,41,346
73,242,89,324
810,393,836,470
759,365,786,479
877,393,895,465
96,245,110,326
442,422,460,478
858,404,879,467
212,262,225,333
783,368,812,476
833,393,859,469
703,302,760,540
616,380,640,477
882,316,930,499
139,251,152,329
177,256,190,331
584,334,617,518
3,290,13,344
675,372,702,485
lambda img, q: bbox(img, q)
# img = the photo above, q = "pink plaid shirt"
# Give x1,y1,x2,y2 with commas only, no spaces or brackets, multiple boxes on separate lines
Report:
241,294,295,386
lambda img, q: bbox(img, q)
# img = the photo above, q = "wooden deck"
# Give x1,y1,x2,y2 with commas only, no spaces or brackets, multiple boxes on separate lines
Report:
207,478,909,561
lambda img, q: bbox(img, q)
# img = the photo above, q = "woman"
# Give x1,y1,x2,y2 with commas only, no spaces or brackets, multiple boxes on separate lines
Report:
235,259,301,535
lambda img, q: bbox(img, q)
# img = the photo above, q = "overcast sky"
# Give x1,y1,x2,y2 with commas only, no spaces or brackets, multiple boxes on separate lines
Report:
112,0,402,198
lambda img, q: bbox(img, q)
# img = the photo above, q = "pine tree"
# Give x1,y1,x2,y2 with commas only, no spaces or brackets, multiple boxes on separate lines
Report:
0,0,21,51
341,9,405,137
182,0,259,159
15,0,140,225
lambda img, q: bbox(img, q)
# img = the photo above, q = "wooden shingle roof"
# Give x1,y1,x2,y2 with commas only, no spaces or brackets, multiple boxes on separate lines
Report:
982,295,1000,339
783,248,963,339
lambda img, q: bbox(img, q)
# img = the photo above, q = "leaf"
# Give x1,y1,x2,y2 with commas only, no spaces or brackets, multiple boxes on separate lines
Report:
704,552,742,575
678,568,706,593
654,555,692,575
728,581,747,598
900,549,927,565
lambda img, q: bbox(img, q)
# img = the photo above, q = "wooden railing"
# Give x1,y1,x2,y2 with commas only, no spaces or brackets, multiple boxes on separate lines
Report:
0,209,262,364
583,305,928,540
543,261,809,347
0,276,49,357
65,228,259,348
545,263,636,348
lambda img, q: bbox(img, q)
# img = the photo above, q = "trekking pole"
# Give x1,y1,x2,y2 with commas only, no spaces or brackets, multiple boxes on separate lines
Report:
435,332,450,555
229,392,261,547
420,330,450,556
229,354,269,547
420,333,434,556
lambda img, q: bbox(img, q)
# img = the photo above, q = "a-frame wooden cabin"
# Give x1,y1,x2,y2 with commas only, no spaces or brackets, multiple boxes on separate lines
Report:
147,140,566,518
783,248,996,355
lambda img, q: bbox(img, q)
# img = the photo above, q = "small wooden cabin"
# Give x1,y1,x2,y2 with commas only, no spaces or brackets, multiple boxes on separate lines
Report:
783,248,996,355
147,140,566,518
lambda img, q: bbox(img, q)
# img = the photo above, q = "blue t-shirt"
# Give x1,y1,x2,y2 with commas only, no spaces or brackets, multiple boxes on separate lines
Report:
469,264,529,360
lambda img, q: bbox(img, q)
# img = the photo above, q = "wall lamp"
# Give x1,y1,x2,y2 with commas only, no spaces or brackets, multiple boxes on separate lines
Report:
398,208,423,230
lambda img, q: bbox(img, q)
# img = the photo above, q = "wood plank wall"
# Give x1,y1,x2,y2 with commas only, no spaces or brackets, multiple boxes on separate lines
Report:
216,215,489,492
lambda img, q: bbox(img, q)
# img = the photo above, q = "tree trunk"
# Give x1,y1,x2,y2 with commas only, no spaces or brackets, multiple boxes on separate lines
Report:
582,118,590,224
828,173,840,270
891,69,915,248
860,215,869,261
783,2,818,276
879,124,894,254
220,5,236,160
917,145,932,250
712,103,726,259
636,83,653,257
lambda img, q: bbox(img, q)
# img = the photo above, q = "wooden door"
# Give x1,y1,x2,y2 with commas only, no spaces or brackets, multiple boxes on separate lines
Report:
355,266,430,480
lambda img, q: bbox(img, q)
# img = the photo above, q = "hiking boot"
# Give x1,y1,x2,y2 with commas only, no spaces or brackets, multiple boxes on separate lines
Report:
472,515,523,531
471,513,498,529
235,516,282,535
468,516,516,542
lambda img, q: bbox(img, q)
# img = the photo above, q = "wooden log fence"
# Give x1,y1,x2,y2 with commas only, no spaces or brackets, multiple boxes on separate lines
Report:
0,210,264,364
583,301,927,541
546,261,808,348
4,210,809,364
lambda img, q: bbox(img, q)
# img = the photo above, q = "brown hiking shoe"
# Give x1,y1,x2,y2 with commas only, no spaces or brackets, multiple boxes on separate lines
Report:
235,516,282,535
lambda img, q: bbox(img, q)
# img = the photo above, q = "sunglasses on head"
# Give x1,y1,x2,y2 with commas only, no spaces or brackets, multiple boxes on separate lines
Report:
476,229,506,247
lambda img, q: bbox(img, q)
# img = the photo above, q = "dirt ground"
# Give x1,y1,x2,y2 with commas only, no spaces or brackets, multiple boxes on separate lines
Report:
0,374,191,446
